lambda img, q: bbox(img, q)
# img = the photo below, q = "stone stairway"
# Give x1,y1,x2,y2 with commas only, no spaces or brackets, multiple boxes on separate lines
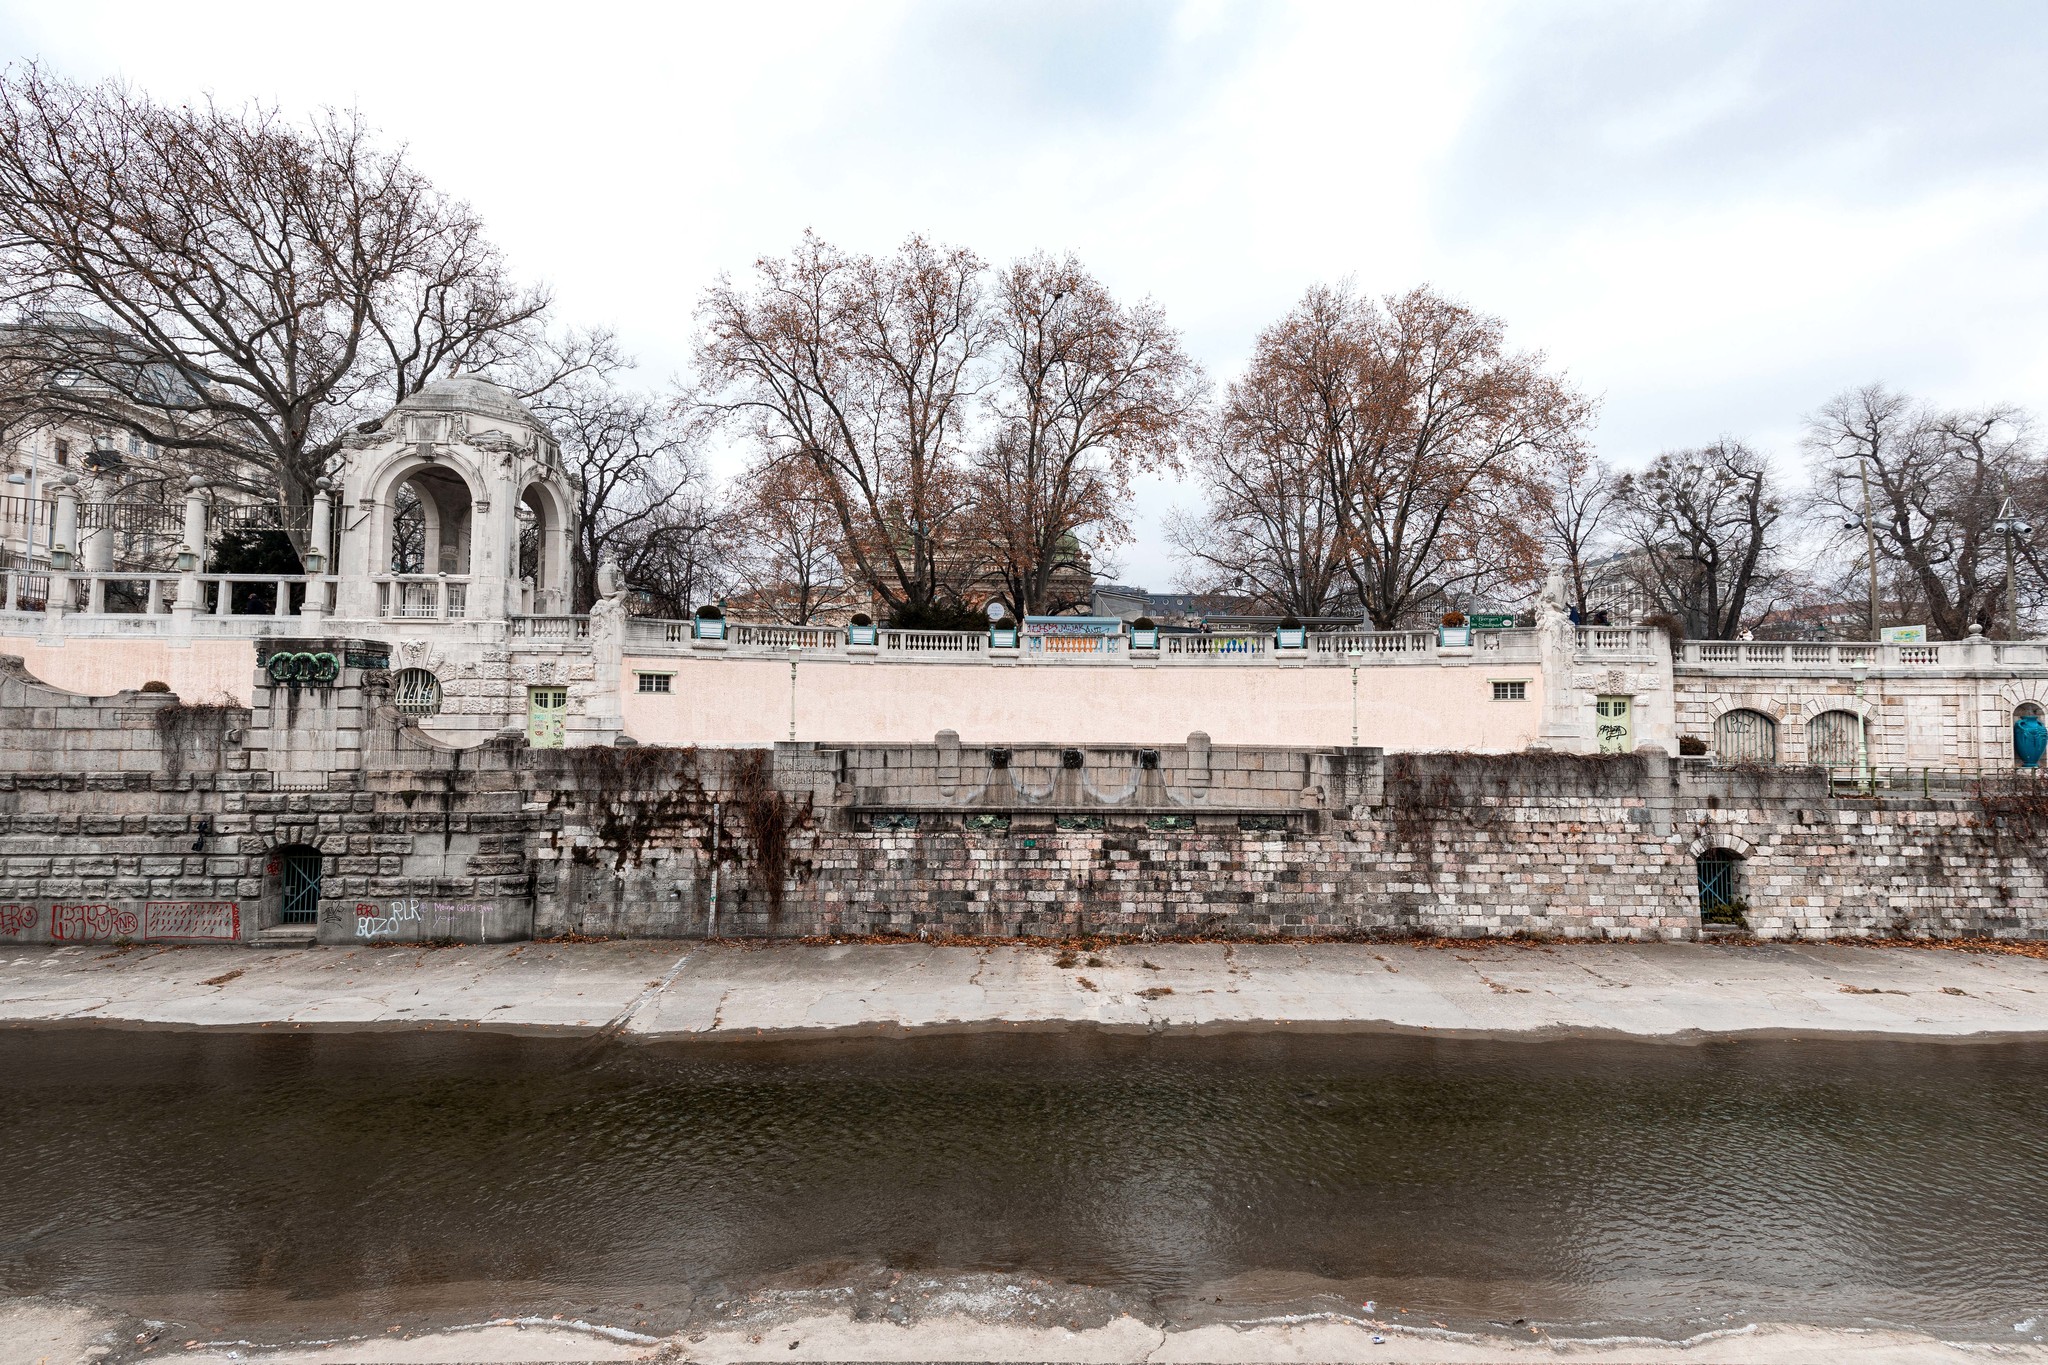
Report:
249,924,317,948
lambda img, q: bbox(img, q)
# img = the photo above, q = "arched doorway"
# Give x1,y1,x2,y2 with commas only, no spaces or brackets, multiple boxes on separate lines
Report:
514,481,569,613
383,465,474,618
272,845,323,927
1696,848,1746,927
1714,708,1778,764
1807,709,1864,770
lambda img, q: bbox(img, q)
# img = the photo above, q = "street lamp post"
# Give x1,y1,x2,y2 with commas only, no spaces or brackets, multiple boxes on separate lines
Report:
1847,455,1881,639
1994,495,2033,640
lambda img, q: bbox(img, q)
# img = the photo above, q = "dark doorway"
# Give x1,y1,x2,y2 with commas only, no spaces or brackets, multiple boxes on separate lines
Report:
278,847,323,925
1696,850,1744,925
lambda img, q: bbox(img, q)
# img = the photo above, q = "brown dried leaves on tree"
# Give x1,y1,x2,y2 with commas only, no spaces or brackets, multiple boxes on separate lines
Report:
1176,283,1594,627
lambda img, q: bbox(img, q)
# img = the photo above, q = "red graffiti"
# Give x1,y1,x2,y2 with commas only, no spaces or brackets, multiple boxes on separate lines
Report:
142,902,240,941
50,903,140,942
0,904,36,937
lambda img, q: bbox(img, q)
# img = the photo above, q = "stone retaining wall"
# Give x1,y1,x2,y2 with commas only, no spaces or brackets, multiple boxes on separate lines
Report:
0,652,2041,945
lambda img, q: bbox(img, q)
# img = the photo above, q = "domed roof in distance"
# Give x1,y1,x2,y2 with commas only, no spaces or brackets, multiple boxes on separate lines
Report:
394,374,546,430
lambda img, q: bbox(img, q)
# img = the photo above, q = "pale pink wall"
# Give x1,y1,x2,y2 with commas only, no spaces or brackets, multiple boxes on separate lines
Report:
0,635,254,703
621,656,1544,750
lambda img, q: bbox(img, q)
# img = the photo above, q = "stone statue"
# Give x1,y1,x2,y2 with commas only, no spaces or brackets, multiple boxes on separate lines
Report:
587,557,627,651
1541,565,1568,612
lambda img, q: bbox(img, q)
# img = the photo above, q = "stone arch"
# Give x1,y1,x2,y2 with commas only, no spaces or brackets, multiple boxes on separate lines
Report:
1705,693,1790,723
368,453,486,580
1805,708,1867,768
513,477,574,613
1689,829,1757,858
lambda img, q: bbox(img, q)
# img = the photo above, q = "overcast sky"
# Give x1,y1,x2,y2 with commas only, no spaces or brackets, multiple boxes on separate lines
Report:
5,0,2045,588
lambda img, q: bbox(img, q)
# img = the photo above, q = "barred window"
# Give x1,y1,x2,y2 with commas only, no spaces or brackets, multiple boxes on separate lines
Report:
392,668,442,717
1714,708,1777,763
1807,710,1862,767
1491,680,1527,701
636,672,673,693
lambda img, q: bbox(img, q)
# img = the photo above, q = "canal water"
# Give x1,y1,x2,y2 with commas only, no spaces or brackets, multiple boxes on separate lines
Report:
2,1027,2045,1347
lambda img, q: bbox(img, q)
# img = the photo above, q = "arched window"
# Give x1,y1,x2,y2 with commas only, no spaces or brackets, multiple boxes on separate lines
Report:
1806,710,1862,768
1696,848,1746,926
1714,708,1777,763
393,668,443,717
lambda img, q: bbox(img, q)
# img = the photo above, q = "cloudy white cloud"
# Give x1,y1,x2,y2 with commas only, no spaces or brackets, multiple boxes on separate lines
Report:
3,0,2043,587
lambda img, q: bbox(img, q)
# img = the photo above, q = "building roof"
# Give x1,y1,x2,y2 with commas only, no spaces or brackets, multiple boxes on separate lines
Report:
392,375,547,431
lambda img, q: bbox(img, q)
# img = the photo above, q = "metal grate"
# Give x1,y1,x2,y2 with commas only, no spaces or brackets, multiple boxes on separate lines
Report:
1714,708,1777,763
1697,851,1743,924
279,848,322,925
393,668,442,716
1807,710,1862,767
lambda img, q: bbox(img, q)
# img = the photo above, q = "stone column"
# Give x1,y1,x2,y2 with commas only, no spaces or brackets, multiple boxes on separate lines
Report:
301,481,332,627
1533,601,1595,752
171,478,207,639
46,476,79,619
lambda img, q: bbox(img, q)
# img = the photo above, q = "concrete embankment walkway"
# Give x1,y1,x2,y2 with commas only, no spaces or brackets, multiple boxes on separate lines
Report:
3,938,2046,1040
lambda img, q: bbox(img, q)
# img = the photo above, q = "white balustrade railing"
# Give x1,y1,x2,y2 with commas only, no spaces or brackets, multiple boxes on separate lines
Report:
1164,632,1269,658
882,629,986,655
1680,639,1955,670
1025,633,1122,657
0,569,333,621
1575,626,1658,654
731,623,842,650
376,575,469,621
1313,630,1433,656
510,614,591,641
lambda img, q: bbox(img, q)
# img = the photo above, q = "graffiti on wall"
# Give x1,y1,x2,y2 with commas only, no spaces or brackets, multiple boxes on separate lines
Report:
51,904,140,941
0,904,37,937
352,899,498,940
353,899,422,939
142,901,240,940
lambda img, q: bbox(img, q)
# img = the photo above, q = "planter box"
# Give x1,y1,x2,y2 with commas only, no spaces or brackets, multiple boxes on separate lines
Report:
1130,627,1159,651
989,627,1018,649
1438,625,1472,648
1276,626,1307,650
847,624,877,646
693,617,726,641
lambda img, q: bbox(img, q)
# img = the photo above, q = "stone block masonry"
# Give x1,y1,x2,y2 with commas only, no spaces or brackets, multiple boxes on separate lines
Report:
0,650,2043,946
528,744,2048,944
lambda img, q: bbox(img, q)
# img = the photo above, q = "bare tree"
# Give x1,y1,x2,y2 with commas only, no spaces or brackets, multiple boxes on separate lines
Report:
1176,283,1590,627
1804,384,2041,638
697,232,985,621
530,371,719,614
1168,413,1357,619
0,64,548,531
728,459,857,624
1535,448,1619,619
967,253,1197,617
1614,440,1787,639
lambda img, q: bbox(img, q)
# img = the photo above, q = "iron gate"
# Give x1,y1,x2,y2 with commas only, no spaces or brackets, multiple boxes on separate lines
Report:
279,848,323,925
1697,850,1742,924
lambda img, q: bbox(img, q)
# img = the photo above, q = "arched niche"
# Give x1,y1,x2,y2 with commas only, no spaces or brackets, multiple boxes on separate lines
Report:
384,464,476,577
513,478,574,613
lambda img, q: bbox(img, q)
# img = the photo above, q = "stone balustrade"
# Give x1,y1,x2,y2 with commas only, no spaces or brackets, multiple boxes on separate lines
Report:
611,619,1595,666
1679,636,2048,672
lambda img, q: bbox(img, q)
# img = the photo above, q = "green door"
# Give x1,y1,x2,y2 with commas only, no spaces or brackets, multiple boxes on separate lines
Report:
1596,695,1633,754
527,686,568,749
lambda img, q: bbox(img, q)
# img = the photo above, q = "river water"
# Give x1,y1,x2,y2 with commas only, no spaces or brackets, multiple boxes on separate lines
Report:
2,1027,2045,1347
